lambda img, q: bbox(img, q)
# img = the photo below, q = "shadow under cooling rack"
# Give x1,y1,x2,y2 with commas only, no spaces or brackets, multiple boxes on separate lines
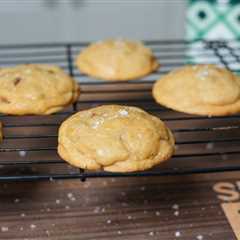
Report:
0,40,240,181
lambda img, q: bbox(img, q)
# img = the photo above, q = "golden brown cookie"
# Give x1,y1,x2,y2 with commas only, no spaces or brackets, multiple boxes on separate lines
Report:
153,64,240,116
76,39,159,81
0,64,80,115
58,105,174,172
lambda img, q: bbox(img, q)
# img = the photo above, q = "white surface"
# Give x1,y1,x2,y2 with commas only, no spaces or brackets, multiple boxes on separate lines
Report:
0,0,186,44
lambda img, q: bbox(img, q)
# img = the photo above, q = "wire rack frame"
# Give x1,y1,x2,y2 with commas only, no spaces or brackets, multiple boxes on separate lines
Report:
0,39,240,182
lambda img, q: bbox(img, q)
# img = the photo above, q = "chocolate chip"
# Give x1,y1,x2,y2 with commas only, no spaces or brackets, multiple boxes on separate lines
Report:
0,96,10,104
14,77,21,86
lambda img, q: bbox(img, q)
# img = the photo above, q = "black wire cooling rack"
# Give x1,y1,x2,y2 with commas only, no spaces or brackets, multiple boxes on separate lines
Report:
0,39,240,182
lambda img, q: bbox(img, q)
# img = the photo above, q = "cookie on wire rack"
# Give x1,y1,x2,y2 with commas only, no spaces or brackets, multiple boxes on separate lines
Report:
76,39,159,81
153,64,240,116
0,64,80,115
58,105,174,172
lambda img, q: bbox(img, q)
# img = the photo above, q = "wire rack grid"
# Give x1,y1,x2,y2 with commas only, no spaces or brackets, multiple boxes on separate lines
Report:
0,39,240,182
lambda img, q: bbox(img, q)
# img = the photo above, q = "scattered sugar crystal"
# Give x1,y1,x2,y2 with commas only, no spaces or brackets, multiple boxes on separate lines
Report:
46,230,50,236
175,231,181,237
155,211,160,216
127,215,132,220
101,207,105,213
46,208,51,212
55,199,60,204
20,213,25,217
1,226,8,232
119,109,128,116
19,151,26,157
117,230,122,235
172,204,179,210
143,210,148,214
174,211,179,216
65,205,70,210
149,231,154,236
140,186,146,191
197,235,203,240
107,219,111,224
20,227,23,231
14,198,20,203
30,224,36,229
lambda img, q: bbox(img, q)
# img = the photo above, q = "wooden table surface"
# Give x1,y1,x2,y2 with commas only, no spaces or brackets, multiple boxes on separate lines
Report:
0,172,239,240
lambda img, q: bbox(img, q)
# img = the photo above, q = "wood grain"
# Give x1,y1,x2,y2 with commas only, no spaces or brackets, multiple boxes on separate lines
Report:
0,172,238,240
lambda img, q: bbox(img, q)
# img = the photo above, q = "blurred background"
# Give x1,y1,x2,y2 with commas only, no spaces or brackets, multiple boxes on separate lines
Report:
0,0,239,45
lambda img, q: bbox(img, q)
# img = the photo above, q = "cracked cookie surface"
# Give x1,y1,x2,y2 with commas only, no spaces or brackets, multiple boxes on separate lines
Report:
58,105,174,172
153,64,240,116
76,39,159,81
0,64,79,115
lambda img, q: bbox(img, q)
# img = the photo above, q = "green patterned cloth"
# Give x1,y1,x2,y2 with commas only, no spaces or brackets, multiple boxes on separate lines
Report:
187,0,240,40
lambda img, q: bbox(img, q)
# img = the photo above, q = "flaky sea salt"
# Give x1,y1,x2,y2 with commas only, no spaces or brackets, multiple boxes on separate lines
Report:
174,211,179,216
67,193,73,199
119,109,128,116
55,199,60,204
155,211,160,216
30,224,36,229
149,231,154,236
117,230,122,235
175,231,181,237
1,226,8,232
19,151,26,157
172,204,179,210
14,198,20,203
197,235,203,240
107,219,111,224
20,213,25,217
93,206,100,213
127,215,132,220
